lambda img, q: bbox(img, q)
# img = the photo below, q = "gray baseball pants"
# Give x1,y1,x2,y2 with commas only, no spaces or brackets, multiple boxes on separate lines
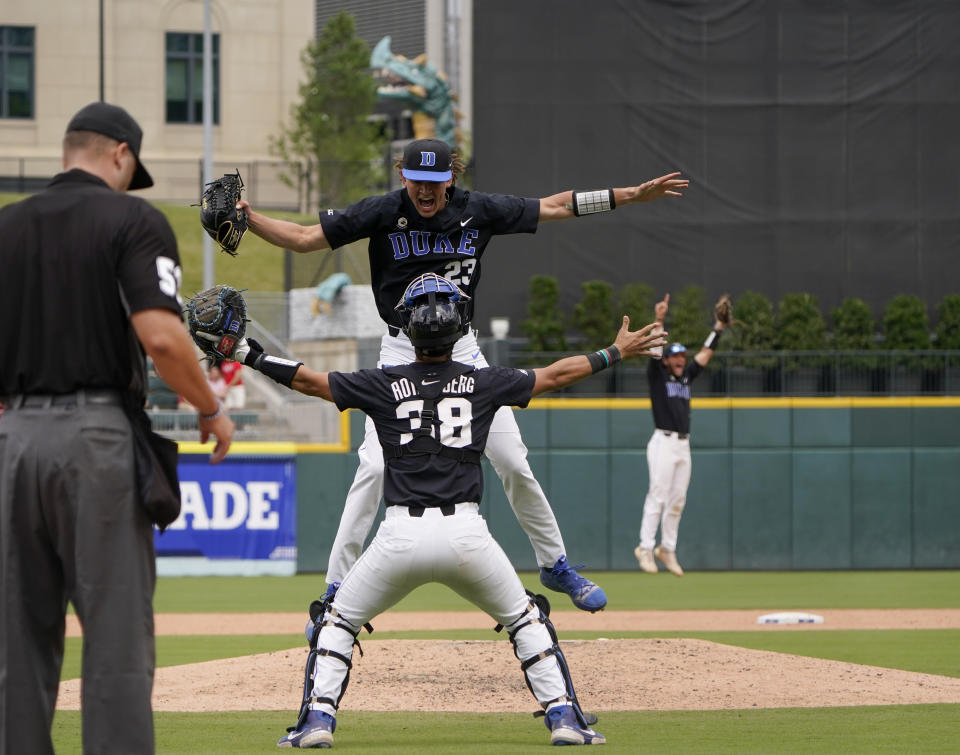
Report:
0,396,157,755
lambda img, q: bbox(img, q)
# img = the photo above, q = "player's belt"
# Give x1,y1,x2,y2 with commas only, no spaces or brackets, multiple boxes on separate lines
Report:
5,388,123,409
408,504,456,517
660,429,689,440
389,502,478,517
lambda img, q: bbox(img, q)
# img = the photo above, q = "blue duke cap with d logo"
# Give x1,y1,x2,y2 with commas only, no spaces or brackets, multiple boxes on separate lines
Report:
401,138,453,182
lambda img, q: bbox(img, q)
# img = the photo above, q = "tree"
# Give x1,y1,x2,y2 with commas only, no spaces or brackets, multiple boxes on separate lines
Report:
882,294,930,349
271,12,387,209
570,280,616,352
728,291,776,351
616,282,655,360
934,294,960,349
521,275,567,351
667,285,710,350
775,293,826,351
831,298,875,350
616,282,655,327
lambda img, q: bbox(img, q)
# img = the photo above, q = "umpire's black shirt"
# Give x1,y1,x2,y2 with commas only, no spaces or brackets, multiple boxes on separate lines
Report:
0,169,182,395
647,357,702,435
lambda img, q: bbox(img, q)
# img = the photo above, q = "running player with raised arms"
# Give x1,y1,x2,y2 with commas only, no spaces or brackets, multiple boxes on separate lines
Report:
238,138,688,611
635,292,726,576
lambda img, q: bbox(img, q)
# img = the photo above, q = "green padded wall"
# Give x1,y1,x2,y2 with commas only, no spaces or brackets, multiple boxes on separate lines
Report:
295,401,960,572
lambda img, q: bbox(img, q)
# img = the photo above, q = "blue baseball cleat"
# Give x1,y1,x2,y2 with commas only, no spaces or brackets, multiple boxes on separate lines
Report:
539,556,607,612
277,709,336,749
545,703,606,746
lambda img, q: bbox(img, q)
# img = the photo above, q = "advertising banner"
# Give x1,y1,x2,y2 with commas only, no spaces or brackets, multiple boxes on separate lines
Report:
156,454,297,575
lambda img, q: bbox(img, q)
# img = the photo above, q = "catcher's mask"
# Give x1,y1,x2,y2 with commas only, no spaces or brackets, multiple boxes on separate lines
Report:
396,273,471,356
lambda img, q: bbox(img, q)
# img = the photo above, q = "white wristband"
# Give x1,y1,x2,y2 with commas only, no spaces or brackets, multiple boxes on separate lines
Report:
572,189,616,216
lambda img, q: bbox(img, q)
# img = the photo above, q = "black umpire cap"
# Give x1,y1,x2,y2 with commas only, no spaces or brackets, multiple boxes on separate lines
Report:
401,138,453,182
66,102,154,190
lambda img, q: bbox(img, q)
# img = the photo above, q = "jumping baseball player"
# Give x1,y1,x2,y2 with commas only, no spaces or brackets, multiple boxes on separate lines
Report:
236,138,688,612
635,292,729,576
209,274,664,747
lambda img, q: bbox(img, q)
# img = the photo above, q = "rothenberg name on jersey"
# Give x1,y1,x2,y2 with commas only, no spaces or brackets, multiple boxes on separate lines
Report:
387,228,480,259
389,375,476,401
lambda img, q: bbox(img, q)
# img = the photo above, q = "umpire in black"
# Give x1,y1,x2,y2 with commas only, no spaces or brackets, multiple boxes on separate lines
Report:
0,102,234,754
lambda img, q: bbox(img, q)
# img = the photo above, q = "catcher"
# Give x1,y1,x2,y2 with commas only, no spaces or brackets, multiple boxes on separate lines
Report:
634,292,731,577
199,170,247,255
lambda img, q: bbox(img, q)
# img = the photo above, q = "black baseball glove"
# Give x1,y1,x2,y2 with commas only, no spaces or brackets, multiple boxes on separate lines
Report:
185,285,248,362
200,170,247,256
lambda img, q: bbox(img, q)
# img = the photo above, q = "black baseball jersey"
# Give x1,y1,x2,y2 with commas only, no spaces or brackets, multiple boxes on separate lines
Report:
328,361,535,508
0,169,182,396
647,357,703,435
319,187,539,327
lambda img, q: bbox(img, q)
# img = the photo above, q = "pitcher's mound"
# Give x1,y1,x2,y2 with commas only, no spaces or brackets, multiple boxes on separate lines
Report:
57,639,960,712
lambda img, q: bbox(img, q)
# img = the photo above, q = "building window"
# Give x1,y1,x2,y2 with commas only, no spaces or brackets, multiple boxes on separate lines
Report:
165,32,219,124
0,26,34,119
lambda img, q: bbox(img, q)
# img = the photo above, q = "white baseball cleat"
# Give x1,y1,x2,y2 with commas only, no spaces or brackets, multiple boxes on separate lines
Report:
654,545,684,577
634,546,657,574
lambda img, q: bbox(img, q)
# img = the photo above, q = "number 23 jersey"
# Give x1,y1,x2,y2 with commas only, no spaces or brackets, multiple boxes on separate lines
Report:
328,362,535,508
318,187,540,328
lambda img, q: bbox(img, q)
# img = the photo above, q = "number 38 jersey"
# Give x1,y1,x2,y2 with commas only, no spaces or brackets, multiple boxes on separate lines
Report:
319,187,540,328
328,361,536,508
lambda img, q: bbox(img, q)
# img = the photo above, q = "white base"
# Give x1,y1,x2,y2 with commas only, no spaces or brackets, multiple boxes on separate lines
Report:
757,611,824,625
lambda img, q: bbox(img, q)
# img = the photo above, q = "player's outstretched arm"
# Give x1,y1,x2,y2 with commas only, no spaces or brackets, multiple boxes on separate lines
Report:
235,199,331,252
531,317,666,397
229,337,335,401
538,172,689,222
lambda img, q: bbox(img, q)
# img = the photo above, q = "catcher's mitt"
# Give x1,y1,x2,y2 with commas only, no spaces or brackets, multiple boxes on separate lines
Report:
185,285,248,362
200,170,247,256
714,293,734,326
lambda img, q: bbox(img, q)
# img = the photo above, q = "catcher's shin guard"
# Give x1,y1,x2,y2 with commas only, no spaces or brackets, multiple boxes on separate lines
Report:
496,590,599,728
292,596,371,731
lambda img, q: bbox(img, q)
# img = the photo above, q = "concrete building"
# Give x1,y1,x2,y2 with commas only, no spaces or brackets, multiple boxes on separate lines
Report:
0,1,472,206
0,0,313,205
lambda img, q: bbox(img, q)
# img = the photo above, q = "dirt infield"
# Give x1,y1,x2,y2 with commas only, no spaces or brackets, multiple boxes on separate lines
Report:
64,608,960,636
57,610,960,713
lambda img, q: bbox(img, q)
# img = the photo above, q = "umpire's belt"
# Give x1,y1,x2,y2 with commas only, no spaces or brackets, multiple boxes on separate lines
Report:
387,323,471,338
659,429,689,440
5,388,123,410
387,502,478,518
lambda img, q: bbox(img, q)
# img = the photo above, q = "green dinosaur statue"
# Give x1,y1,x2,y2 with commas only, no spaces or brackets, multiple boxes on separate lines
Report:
371,35,457,147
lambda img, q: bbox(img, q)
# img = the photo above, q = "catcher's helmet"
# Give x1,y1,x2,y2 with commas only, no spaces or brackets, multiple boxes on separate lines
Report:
396,273,471,355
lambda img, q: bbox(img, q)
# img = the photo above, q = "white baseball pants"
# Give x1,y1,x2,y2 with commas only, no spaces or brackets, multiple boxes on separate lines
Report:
310,503,568,713
639,430,691,552
324,330,565,583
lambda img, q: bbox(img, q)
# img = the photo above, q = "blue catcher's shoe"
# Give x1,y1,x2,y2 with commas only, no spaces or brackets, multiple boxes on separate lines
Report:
277,709,336,749
545,703,606,746
539,556,607,612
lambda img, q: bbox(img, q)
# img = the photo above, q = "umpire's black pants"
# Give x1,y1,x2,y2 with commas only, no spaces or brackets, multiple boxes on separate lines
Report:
0,394,156,755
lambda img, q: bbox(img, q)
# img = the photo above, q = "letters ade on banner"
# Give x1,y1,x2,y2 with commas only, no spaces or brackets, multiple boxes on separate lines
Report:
154,456,297,562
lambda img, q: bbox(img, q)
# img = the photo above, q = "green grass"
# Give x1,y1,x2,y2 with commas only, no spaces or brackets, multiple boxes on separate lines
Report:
149,570,960,613
51,706,960,754
54,571,960,751
0,191,304,295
